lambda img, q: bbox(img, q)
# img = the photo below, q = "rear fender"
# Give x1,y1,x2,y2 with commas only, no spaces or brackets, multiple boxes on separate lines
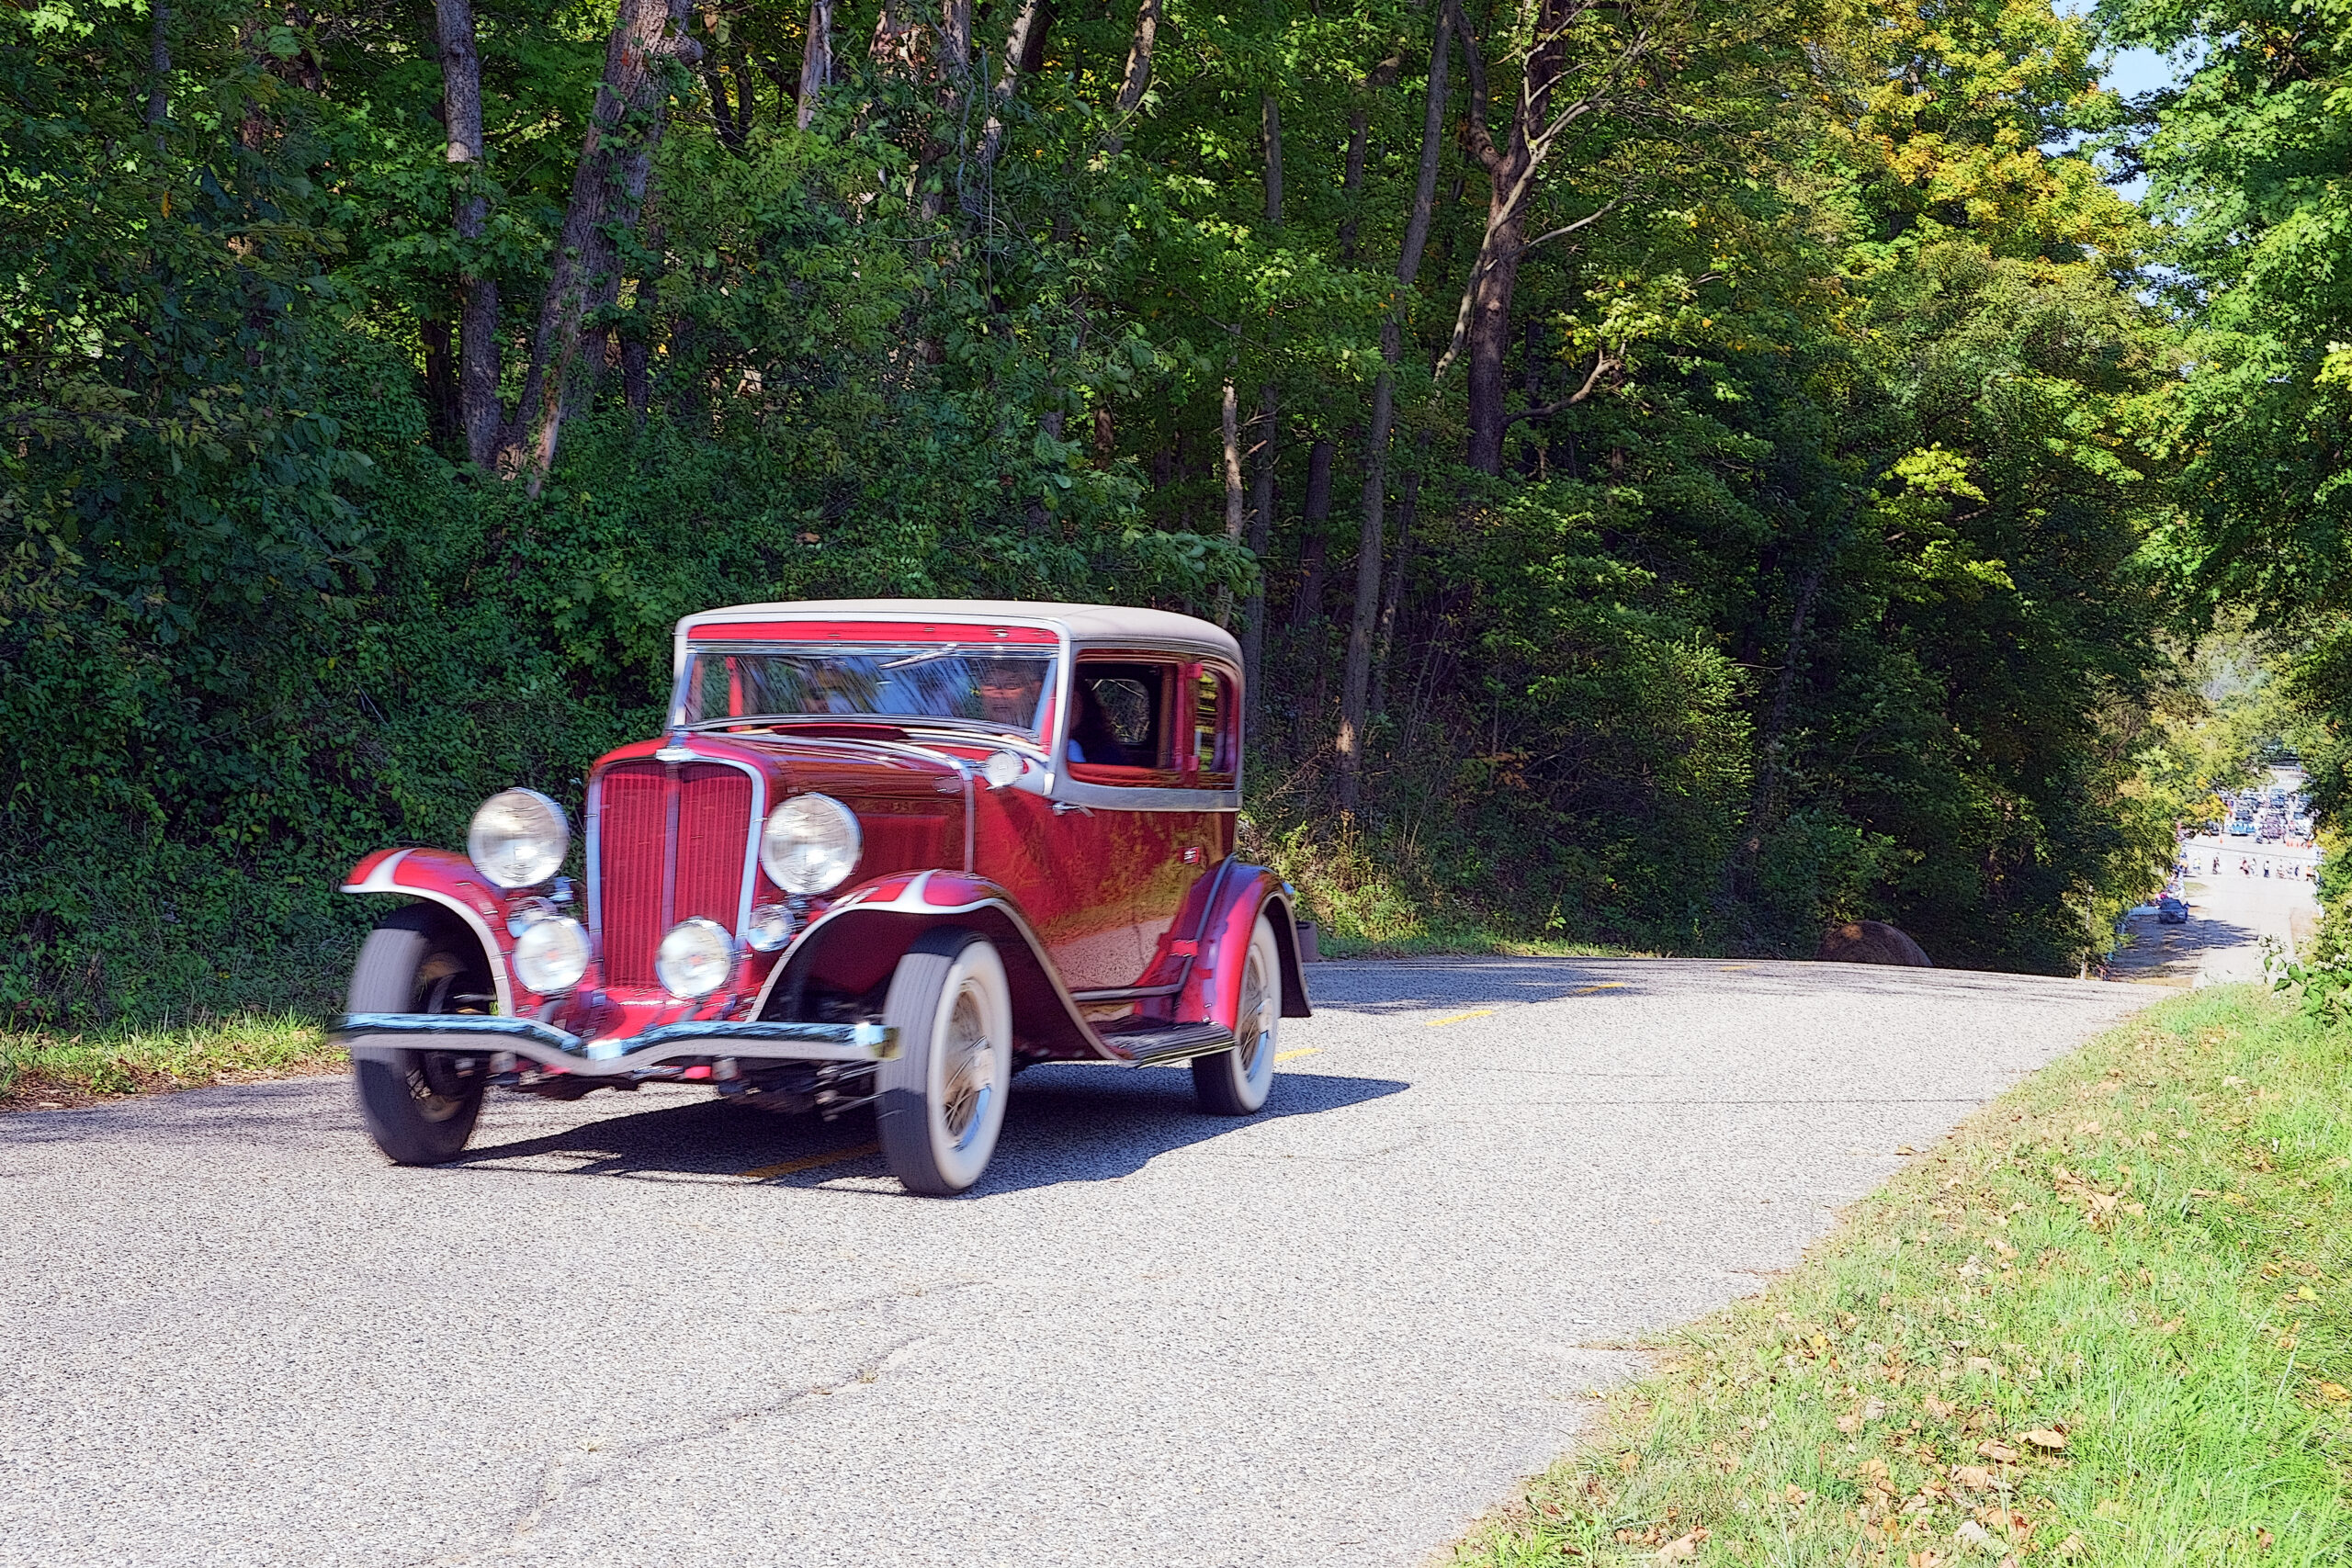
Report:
341,848,517,1016
1176,865,1312,1033
750,871,1104,1060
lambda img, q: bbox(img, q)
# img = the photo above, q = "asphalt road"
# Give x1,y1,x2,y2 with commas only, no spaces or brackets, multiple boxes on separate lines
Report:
0,958,2149,1568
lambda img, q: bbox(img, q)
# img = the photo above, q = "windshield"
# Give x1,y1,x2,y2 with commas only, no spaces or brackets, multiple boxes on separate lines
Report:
676,644,1058,737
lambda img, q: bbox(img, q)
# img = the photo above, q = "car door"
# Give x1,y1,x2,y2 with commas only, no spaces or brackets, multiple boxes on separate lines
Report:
1130,662,1236,970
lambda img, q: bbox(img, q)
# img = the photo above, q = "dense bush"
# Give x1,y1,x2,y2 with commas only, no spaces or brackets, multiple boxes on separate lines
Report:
0,0,2190,1024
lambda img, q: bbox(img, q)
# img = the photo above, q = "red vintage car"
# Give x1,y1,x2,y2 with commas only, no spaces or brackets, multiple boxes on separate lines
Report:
334,600,1312,1193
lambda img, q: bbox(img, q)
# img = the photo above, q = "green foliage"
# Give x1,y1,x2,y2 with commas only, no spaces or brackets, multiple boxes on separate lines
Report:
0,0,2203,1021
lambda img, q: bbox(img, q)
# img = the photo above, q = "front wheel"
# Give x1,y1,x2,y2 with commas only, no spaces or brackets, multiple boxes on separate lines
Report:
349,906,492,1166
1193,912,1280,1115
875,929,1013,1195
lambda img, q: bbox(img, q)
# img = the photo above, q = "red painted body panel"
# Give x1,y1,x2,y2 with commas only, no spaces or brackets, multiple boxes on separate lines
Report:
1175,865,1309,1032
972,789,1148,990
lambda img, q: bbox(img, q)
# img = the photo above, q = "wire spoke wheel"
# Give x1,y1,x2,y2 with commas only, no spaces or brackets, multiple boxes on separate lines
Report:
350,908,492,1164
1193,911,1281,1115
876,929,1012,1194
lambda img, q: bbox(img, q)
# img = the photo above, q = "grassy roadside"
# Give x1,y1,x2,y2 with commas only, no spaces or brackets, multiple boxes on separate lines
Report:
0,1014,341,1111
1450,985,2352,1566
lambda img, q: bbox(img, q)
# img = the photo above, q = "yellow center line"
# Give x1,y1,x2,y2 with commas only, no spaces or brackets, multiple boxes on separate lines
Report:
1719,964,1753,972
1571,982,1626,995
1426,1008,1497,1027
741,1141,880,1182
1274,1046,1321,1063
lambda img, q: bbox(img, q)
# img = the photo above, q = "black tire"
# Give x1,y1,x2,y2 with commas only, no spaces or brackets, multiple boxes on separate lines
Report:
349,906,492,1166
1193,912,1280,1115
875,928,1012,1195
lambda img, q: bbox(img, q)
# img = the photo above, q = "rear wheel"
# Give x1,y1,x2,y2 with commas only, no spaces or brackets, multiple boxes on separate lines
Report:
875,929,1012,1195
349,906,492,1166
1193,912,1280,1115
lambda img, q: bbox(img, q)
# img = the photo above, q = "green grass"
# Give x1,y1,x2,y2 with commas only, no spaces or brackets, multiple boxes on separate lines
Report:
0,1013,341,1108
1449,985,2352,1566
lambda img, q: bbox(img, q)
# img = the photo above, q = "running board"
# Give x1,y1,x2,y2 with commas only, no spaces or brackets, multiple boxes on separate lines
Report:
1096,1020,1237,1066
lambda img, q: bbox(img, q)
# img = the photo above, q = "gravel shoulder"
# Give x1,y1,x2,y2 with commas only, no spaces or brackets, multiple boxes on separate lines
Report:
0,958,2148,1568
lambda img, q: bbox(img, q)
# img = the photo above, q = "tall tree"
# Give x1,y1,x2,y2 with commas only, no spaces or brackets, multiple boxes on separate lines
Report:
435,0,501,470
1336,0,1450,810
509,0,701,495
1437,0,1651,472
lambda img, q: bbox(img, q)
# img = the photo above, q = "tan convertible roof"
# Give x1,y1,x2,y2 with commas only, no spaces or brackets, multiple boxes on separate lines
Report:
682,599,1241,662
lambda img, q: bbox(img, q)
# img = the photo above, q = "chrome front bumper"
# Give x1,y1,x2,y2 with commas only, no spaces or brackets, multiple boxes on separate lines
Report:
332,1013,899,1076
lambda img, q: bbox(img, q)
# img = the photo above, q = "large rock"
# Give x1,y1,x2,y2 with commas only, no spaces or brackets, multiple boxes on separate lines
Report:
1817,919,1932,967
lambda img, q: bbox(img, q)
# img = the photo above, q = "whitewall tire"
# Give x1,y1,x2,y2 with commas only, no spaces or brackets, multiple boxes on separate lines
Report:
876,929,1013,1195
1192,912,1279,1115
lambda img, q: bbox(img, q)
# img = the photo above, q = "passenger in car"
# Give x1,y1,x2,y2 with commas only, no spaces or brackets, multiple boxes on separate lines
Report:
1069,679,1124,765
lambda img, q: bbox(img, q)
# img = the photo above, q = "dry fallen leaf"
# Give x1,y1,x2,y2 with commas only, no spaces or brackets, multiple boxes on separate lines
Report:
2020,1428,2068,1450
2073,1121,2100,1135
2054,1533,2086,1556
1951,1465,1996,1491
2317,1382,2351,1404
1925,1394,1958,1420
1656,1528,1709,1562
1955,1519,1996,1552
1975,1440,2021,1464
1618,1450,1641,1473
2257,1528,2276,1550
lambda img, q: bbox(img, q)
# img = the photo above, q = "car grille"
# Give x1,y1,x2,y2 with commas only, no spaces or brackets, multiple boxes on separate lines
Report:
594,761,755,987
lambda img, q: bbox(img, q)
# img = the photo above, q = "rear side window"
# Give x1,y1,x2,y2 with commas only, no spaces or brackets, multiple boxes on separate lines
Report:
1069,660,1177,771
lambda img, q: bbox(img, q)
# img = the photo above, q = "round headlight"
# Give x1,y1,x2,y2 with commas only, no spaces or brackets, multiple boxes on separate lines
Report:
657,917,734,998
744,904,794,953
512,916,589,994
760,793,862,895
468,788,569,889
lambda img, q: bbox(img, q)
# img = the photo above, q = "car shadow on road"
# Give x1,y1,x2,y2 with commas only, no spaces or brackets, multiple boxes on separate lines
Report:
447,1065,1408,1195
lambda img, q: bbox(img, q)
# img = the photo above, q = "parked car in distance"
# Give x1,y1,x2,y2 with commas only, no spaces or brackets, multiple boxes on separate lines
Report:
334,600,1313,1194
2156,897,2188,925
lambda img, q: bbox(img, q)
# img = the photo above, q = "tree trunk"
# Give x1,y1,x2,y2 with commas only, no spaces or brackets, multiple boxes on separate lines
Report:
1335,3,1450,811
1259,92,1283,227
435,0,503,471
1439,0,1646,470
1336,109,1369,263
1463,197,1530,473
1242,385,1277,745
1239,86,1283,742
421,314,459,455
1106,0,1159,151
971,0,1051,174
1288,436,1336,631
796,0,832,128
509,0,700,496
1371,432,1427,721
1215,376,1245,626
146,2,170,131
1333,55,1397,264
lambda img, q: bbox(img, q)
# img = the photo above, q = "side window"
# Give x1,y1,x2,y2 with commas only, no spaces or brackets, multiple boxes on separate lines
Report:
1068,660,1179,775
1193,669,1235,784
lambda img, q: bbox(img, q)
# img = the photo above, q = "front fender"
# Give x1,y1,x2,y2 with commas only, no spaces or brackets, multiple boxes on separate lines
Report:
340,848,519,1017
750,870,1106,1061
1176,865,1313,1034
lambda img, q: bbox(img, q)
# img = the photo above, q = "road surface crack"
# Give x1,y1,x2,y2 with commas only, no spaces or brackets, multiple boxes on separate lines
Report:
401,1335,933,1566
